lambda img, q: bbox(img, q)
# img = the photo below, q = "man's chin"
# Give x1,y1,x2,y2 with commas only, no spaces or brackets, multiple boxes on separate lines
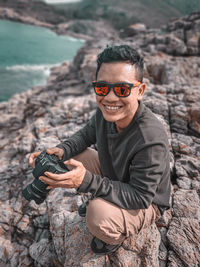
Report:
101,112,122,122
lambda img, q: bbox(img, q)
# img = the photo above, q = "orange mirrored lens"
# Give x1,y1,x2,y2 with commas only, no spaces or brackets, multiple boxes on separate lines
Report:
114,84,131,96
95,84,109,95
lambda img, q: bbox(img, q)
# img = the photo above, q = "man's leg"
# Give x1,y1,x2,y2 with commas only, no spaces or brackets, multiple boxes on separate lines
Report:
71,148,161,252
86,198,161,246
72,148,102,176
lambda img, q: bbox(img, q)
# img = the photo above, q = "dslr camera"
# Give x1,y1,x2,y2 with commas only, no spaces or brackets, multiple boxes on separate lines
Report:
22,150,68,204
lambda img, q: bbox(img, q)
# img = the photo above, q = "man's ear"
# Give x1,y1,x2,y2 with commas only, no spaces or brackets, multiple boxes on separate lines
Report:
137,83,146,100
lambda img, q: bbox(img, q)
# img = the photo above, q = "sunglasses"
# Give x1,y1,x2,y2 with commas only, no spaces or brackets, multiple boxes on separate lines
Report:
92,81,141,98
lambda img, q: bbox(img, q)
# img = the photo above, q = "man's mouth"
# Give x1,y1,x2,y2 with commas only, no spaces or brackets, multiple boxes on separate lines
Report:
103,104,123,111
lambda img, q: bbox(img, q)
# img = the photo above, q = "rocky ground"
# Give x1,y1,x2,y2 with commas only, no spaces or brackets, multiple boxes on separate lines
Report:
0,9,200,267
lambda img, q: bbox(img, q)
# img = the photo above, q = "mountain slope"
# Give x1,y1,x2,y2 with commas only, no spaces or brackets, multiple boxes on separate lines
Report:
53,0,184,29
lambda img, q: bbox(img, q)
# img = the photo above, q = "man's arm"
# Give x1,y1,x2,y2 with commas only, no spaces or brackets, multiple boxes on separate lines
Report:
57,113,97,160
77,143,169,210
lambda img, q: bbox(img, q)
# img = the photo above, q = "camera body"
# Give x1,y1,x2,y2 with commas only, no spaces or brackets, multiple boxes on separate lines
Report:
22,150,68,204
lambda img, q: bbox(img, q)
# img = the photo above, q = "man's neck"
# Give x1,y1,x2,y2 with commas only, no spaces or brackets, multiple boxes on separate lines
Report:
115,101,139,132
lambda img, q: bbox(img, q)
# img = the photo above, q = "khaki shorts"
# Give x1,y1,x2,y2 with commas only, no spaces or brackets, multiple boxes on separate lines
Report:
73,148,161,245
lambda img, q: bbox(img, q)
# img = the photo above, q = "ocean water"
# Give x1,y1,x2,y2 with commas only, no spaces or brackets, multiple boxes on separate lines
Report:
0,19,84,102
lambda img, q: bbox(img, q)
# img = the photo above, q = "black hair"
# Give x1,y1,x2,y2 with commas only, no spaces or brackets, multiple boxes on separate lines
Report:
96,45,144,82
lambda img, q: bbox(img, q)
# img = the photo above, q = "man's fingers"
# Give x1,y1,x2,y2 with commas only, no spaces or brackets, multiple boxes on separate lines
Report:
44,171,72,180
46,148,63,159
46,148,56,154
64,158,83,167
29,151,41,165
39,175,73,187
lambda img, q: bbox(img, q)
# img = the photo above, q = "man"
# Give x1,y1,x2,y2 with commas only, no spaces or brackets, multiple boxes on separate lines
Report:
29,45,171,255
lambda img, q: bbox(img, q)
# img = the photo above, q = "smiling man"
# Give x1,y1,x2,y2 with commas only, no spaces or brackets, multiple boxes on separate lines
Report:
29,45,171,255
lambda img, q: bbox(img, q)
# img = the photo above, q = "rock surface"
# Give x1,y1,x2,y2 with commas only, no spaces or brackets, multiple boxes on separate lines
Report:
0,10,200,267
122,11,200,56
0,0,66,25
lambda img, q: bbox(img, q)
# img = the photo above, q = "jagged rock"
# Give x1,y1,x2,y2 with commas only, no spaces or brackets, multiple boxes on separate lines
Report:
54,20,119,41
110,223,161,267
165,34,188,55
123,12,200,56
171,133,200,157
0,0,66,25
188,105,200,135
29,239,58,267
167,190,200,266
167,250,186,267
0,7,53,28
124,23,147,37
0,239,33,266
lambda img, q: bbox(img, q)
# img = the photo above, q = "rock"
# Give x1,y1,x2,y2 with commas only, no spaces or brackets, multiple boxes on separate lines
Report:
29,239,58,267
165,34,187,55
172,189,200,219
146,61,169,84
188,105,200,136
167,250,186,267
123,23,147,37
167,190,200,266
165,12,200,56
0,239,33,266
167,217,200,267
0,7,53,28
111,223,161,267
0,0,66,25
54,20,119,41
187,34,200,55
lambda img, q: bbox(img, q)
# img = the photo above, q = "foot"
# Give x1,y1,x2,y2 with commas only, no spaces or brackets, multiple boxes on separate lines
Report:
91,236,121,255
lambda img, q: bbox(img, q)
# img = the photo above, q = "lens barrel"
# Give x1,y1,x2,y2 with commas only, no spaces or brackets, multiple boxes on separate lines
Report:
22,178,50,204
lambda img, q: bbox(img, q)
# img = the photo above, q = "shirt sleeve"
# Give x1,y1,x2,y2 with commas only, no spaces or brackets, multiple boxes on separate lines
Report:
77,142,168,210
56,113,97,160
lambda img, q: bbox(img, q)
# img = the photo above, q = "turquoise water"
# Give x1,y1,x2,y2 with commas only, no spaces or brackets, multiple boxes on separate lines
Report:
0,19,84,102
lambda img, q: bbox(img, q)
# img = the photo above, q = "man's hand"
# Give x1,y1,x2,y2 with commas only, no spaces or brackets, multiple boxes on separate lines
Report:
29,147,64,167
39,159,86,189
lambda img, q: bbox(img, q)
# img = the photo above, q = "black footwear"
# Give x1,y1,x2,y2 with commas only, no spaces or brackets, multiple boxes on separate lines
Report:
78,201,88,217
91,237,121,255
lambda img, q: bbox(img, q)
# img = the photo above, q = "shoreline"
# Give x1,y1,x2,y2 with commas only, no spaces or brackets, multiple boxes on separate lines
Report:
0,7,92,40
0,16,86,103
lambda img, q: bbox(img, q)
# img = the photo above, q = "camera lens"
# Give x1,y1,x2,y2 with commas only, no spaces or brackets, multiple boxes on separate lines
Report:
22,179,50,204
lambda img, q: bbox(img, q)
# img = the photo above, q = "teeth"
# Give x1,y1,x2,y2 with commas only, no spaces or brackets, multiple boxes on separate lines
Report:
104,105,121,110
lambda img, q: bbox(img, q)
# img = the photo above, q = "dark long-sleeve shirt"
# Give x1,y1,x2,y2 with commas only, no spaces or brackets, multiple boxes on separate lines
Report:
57,101,171,214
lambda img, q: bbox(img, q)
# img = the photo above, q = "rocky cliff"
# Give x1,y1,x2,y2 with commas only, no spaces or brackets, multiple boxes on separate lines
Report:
0,10,200,267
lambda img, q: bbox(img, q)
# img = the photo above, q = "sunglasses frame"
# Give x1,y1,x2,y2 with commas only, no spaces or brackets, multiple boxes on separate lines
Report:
92,81,141,98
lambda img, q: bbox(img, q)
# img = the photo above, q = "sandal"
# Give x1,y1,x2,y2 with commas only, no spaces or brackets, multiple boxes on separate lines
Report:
91,236,121,255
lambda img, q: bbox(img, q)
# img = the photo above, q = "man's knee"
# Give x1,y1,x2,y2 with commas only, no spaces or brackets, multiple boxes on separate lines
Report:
85,198,126,244
86,198,112,232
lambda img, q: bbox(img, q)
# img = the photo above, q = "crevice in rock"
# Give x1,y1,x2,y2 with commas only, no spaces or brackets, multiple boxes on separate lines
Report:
170,165,179,186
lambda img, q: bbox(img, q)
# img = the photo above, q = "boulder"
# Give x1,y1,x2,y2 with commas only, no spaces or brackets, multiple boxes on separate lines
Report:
124,23,147,37
167,190,200,267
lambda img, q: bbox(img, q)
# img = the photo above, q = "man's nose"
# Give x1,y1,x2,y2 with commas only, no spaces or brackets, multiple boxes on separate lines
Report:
104,88,119,101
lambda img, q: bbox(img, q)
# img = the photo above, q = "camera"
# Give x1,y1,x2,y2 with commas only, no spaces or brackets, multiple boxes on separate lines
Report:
22,150,68,204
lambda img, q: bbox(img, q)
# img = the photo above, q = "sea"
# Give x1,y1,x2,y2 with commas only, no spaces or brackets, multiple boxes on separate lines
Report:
0,19,84,102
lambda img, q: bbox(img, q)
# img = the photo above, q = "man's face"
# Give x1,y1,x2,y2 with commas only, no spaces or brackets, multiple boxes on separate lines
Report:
96,61,146,131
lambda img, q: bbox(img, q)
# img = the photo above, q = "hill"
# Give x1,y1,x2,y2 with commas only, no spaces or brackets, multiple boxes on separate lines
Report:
0,0,199,30
53,0,200,29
